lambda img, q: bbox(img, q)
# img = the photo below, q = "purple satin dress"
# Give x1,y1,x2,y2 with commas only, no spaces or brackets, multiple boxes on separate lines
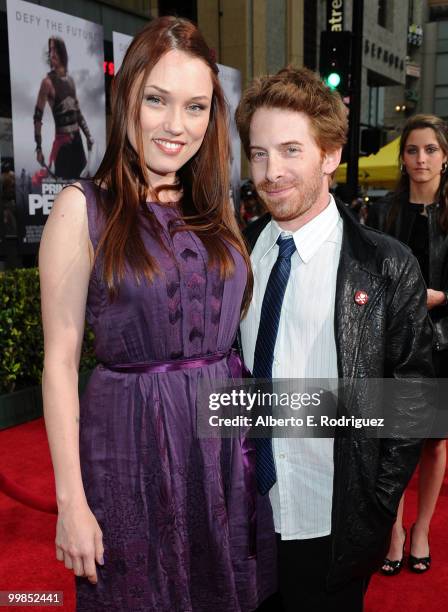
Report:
76,181,276,611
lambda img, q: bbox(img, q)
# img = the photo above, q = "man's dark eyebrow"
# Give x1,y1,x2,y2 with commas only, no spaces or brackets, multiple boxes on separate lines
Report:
249,141,304,150
144,85,210,102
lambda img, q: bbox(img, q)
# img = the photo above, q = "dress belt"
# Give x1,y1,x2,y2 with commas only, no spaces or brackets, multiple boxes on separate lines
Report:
100,347,257,558
102,350,232,374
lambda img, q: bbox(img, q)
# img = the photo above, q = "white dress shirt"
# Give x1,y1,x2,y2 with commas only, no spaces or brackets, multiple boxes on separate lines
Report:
240,196,343,539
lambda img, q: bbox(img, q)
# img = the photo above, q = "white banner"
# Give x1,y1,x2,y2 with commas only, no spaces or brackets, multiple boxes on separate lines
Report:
112,31,132,74
7,0,106,250
217,63,242,210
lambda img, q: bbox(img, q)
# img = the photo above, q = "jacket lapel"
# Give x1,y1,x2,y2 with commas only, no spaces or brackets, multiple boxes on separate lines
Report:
243,213,272,253
334,202,388,379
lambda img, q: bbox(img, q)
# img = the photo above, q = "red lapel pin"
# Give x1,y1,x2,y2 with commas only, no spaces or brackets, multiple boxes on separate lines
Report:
354,290,369,305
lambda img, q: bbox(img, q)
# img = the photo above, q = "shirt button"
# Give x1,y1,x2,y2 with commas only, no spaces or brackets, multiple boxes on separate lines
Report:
279,453,286,459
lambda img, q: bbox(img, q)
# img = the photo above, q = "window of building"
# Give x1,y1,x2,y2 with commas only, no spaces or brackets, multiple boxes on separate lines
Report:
266,0,286,74
378,0,387,27
434,23,448,119
303,0,317,70
435,65,448,118
158,0,197,21
436,53,448,86
378,0,393,30
368,86,385,127
435,86,448,119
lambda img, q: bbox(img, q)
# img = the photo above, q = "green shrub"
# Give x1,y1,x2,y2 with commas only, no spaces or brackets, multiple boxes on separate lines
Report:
0,268,96,394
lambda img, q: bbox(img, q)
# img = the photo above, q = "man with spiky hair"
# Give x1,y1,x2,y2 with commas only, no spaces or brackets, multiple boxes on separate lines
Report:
236,66,434,611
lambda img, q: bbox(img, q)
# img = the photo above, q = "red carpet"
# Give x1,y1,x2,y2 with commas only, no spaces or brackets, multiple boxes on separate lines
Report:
0,419,74,611
365,464,448,612
0,418,446,611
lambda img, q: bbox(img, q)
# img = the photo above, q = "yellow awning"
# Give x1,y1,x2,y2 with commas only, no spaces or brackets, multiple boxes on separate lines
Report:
335,137,400,188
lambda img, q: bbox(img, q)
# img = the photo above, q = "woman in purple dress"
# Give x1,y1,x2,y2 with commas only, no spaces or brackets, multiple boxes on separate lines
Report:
39,16,276,611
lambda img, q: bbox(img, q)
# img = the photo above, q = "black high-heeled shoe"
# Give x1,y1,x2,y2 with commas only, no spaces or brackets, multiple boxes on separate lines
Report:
408,524,431,573
380,528,407,576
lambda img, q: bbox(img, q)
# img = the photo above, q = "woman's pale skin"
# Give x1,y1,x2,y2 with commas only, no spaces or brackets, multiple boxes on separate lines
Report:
402,127,448,311
39,49,212,583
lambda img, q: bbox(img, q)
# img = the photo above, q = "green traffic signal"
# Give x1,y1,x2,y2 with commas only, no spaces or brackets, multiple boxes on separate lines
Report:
326,72,341,89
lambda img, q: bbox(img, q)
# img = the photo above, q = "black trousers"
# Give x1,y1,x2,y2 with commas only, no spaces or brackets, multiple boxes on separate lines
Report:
257,534,370,612
55,131,86,179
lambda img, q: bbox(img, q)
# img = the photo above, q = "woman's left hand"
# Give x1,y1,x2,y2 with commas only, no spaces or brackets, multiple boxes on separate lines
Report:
427,289,447,310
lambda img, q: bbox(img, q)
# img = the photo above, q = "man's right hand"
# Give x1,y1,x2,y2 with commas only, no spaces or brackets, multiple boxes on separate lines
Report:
55,500,104,585
36,149,45,166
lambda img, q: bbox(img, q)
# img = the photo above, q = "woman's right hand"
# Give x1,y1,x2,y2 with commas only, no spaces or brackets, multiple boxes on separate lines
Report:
427,288,446,310
55,500,104,584
40,185,100,584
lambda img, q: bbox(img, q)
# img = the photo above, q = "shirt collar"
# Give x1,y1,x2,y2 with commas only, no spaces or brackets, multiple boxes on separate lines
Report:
259,195,341,264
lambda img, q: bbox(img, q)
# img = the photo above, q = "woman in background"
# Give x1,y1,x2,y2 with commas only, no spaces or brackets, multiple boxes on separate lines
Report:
368,114,448,576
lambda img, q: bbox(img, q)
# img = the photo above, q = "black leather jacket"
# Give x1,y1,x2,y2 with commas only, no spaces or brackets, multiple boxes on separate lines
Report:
368,195,448,351
243,199,434,588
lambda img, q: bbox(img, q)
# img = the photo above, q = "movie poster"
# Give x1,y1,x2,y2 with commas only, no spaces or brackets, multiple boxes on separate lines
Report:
113,31,242,210
6,0,106,252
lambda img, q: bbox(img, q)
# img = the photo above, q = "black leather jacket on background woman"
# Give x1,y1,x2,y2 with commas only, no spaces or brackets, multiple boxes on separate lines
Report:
243,200,434,588
368,194,448,351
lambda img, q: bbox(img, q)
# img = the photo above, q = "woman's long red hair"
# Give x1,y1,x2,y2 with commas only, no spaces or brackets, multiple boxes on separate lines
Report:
94,16,252,314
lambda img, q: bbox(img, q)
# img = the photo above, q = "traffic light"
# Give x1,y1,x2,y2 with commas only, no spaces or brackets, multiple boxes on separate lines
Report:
319,31,352,96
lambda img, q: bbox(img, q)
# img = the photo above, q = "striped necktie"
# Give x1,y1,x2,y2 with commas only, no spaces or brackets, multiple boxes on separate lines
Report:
253,235,296,495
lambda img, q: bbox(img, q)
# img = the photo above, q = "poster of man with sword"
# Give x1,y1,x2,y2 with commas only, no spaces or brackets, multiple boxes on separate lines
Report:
6,0,105,252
